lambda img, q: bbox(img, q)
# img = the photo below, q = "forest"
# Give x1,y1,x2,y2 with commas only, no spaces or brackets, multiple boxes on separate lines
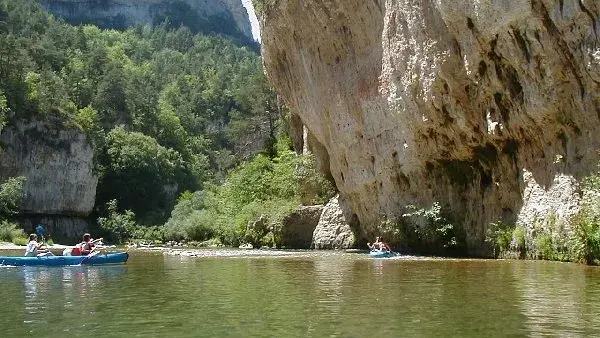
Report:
0,0,335,246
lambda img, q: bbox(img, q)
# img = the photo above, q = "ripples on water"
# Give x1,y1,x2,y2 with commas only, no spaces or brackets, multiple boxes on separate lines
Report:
1,251,600,337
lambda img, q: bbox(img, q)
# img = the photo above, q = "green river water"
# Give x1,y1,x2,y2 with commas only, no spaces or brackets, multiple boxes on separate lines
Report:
1,250,600,337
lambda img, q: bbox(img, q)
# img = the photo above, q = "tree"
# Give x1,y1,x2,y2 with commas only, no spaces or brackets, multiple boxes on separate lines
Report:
98,127,183,224
0,176,26,220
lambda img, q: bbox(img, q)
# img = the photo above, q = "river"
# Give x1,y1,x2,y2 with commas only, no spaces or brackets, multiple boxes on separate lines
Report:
1,250,600,337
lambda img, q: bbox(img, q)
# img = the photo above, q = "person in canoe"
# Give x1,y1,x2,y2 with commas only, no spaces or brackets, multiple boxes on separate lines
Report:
25,234,54,257
73,233,103,256
368,236,391,252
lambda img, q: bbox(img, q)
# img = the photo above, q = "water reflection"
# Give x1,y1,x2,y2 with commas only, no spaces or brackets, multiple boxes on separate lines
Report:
19,265,127,334
5,253,600,337
23,267,50,325
514,262,600,337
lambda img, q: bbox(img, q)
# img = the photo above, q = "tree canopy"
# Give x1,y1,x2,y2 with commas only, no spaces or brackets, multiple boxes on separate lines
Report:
0,0,280,224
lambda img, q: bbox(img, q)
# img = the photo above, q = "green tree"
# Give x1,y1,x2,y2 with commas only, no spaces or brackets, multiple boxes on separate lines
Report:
98,127,183,223
0,176,26,220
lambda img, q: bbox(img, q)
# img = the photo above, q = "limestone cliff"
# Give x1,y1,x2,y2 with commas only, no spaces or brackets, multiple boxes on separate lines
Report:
0,121,97,241
38,0,253,40
259,0,600,255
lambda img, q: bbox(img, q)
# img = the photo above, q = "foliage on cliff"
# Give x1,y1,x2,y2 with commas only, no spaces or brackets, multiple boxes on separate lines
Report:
484,169,600,265
251,0,278,16
165,137,336,246
0,0,279,225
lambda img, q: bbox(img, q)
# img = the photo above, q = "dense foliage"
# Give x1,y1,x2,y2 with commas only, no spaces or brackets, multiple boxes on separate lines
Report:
378,202,460,255
0,176,27,244
0,0,279,225
0,176,25,220
165,138,336,247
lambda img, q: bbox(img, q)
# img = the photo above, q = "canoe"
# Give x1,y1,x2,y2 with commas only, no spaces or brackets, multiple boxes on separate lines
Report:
0,252,129,266
369,250,397,258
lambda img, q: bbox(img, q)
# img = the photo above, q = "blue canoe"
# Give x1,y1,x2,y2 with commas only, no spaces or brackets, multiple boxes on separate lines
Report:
0,252,129,266
369,250,397,258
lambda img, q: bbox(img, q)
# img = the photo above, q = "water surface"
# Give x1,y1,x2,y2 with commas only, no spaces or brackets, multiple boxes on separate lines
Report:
1,251,600,337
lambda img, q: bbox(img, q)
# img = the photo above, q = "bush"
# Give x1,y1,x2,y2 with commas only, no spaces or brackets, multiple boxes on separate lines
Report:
0,220,27,244
164,137,327,246
130,225,167,244
563,172,600,264
535,232,554,260
485,221,514,257
252,0,278,15
401,202,457,254
12,236,28,246
97,199,137,243
512,226,526,252
0,176,26,220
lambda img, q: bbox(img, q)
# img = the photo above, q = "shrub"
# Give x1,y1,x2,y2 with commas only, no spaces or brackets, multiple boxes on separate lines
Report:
512,226,526,252
295,154,336,205
130,225,167,244
252,0,278,16
12,236,28,246
485,221,514,257
97,199,137,243
571,206,600,264
397,202,458,254
0,220,27,244
164,136,326,246
535,232,554,260
0,176,26,220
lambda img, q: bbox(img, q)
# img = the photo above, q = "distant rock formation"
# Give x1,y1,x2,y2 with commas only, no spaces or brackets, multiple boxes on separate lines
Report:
38,0,253,41
0,121,97,242
259,0,600,255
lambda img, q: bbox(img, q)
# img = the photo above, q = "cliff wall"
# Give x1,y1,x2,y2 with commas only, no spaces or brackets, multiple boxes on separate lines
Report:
0,121,97,241
259,0,600,254
38,0,253,40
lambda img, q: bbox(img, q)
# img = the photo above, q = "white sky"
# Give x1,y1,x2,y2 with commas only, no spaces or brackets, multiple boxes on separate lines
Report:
241,0,261,42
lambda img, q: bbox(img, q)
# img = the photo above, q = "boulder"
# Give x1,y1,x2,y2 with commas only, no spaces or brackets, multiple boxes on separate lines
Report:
312,195,355,249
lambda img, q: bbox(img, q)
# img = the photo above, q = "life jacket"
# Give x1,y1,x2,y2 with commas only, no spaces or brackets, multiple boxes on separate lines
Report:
71,245,83,256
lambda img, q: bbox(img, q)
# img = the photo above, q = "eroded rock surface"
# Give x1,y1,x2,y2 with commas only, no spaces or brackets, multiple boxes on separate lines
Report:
260,0,600,254
281,205,324,249
0,121,97,219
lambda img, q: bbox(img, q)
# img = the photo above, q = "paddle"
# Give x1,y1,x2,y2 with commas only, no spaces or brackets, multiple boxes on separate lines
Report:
80,250,101,265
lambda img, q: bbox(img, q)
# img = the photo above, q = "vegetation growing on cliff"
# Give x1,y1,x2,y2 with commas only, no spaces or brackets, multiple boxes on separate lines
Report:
0,0,279,226
485,170,600,265
251,0,278,16
378,202,460,255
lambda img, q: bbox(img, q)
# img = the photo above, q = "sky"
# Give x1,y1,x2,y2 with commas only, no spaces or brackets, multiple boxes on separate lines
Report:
241,0,261,42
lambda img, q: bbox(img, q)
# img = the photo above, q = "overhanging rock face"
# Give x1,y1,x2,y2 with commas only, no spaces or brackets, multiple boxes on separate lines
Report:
259,0,600,254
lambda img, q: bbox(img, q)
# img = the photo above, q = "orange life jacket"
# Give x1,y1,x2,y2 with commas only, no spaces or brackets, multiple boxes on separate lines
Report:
71,245,82,256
